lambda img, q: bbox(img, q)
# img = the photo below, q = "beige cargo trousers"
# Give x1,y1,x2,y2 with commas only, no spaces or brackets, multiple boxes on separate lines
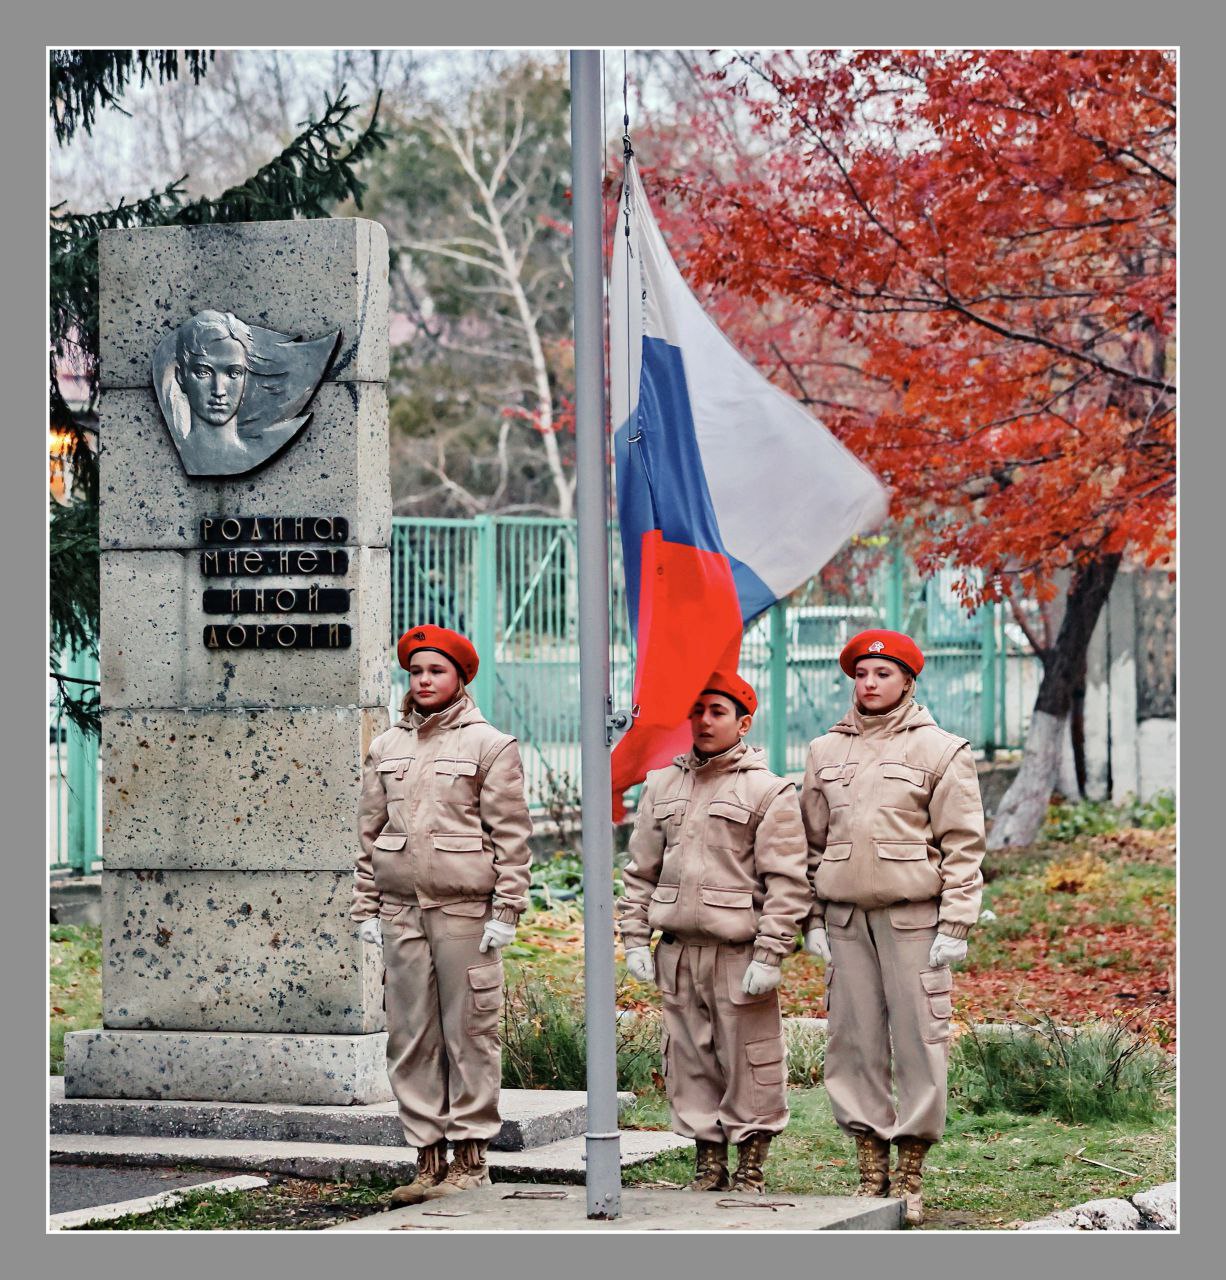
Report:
656,938,789,1145
379,891,504,1149
822,900,953,1144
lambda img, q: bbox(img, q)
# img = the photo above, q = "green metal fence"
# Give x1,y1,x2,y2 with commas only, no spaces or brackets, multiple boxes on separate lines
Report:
48,649,100,875
391,516,1041,809
49,520,1039,865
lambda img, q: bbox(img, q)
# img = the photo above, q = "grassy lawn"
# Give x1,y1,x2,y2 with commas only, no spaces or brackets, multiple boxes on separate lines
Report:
50,924,102,1075
958,828,1175,1046
620,1087,1175,1230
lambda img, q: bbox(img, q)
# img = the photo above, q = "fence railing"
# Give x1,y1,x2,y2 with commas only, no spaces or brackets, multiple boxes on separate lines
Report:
390,517,1042,810
48,649,100,876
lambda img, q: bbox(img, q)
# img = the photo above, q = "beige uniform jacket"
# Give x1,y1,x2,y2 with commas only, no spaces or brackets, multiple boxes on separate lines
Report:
619,741,811,966
800,698,986,939
351,694,533,924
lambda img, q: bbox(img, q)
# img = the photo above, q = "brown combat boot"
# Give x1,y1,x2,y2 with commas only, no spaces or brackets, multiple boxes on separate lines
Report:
389,1140,449,1205
421,1138,492,1199
852,1133,892,1197
685,1139,730,1192
891,1137,932,1226
729,1132,772,1194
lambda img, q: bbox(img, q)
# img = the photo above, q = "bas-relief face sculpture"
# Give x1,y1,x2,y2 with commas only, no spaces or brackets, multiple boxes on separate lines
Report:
153,310,340,478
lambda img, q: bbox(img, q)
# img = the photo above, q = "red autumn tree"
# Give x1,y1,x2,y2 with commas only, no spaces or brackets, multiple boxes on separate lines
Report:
659,48,1175,846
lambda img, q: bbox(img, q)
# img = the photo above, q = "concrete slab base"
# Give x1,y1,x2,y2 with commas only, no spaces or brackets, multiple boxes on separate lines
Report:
51,1133,420,1183
48,1129,690,1185
325,1183,905,1232
50,1076,635,1152
63,1029,393,1105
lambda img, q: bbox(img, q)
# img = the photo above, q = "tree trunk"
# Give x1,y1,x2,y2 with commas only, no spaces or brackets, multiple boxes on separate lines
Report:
988,553,1123,848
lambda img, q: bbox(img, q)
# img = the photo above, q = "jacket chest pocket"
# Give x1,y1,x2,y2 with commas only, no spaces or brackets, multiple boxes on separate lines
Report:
818,764,856,838
877,761,930,810
374,831,409,855
706,799,752,851
818,762,857,795
432,757,480,805
653,797,688,844
376,757,415,796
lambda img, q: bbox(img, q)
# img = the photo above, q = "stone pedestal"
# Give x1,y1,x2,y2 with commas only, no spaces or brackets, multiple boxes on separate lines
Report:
65,218,393,1103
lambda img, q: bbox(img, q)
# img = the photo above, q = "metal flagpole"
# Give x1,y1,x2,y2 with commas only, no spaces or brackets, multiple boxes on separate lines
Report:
569,49,622,1220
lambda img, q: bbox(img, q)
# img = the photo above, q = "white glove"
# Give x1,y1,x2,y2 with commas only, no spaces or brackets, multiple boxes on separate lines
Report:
742,960,783,996
624,946,654,983
358,918,382,947
929,932,968,968
479,919,517,953
804,927,831,963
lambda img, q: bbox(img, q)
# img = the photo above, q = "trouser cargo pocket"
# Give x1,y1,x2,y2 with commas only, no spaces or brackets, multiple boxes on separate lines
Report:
920,966,953,1042
466,960,503,1036
746,1036,786,1113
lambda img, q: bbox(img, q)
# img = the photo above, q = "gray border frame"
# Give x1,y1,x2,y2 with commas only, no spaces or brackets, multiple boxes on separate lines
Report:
12,0,1204,1271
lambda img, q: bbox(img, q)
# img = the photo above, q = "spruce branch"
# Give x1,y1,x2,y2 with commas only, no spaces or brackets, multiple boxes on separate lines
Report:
50,50,213,145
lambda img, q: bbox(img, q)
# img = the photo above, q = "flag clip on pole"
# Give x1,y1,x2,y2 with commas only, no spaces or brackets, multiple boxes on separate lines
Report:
570,49,622,1222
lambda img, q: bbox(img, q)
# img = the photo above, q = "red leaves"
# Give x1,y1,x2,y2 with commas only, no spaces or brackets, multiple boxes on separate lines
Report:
655,50,1175,599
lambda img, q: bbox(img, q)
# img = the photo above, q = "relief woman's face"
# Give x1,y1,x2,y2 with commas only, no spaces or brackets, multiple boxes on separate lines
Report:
408,653,462,710
854,659,910,712
176,336,248,427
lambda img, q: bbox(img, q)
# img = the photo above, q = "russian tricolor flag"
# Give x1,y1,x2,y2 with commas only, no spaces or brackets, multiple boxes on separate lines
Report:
610,158,889,817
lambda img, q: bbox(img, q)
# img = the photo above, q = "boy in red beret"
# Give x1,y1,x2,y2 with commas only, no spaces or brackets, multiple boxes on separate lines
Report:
618,671,811,1194
352,626,532,1203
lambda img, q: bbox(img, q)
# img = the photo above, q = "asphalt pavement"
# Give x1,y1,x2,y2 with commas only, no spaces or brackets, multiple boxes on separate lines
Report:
49,1163,224,1215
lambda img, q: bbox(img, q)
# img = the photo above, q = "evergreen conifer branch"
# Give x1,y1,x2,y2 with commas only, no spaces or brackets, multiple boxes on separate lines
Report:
50,50,213,145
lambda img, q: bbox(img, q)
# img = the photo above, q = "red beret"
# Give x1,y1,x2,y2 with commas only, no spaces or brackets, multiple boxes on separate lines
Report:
397,625,480,682
701,670,758,716
840,630,924,678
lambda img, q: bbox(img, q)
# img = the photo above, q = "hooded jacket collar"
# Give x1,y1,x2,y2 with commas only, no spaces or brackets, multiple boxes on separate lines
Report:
674,738,768,776
398,693,486,736
830,697,937,738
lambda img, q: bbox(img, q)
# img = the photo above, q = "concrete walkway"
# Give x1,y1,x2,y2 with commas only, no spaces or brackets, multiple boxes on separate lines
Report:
50,1163,231,1215
326,1183,904,1232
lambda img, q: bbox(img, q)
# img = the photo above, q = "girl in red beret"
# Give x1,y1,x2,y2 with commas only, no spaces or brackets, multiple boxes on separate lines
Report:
351,625,533,1203
800,629,986,1224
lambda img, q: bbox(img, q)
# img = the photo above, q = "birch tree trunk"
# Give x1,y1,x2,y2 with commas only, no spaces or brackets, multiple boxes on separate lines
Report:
989,553,1122,848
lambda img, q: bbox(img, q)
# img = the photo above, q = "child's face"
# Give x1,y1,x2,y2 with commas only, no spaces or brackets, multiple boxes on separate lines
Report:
408,653,462,710
854,659,910,712
689,693,751,756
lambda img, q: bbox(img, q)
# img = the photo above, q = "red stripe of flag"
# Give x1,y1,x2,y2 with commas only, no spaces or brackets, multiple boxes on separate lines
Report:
611,530,743,820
